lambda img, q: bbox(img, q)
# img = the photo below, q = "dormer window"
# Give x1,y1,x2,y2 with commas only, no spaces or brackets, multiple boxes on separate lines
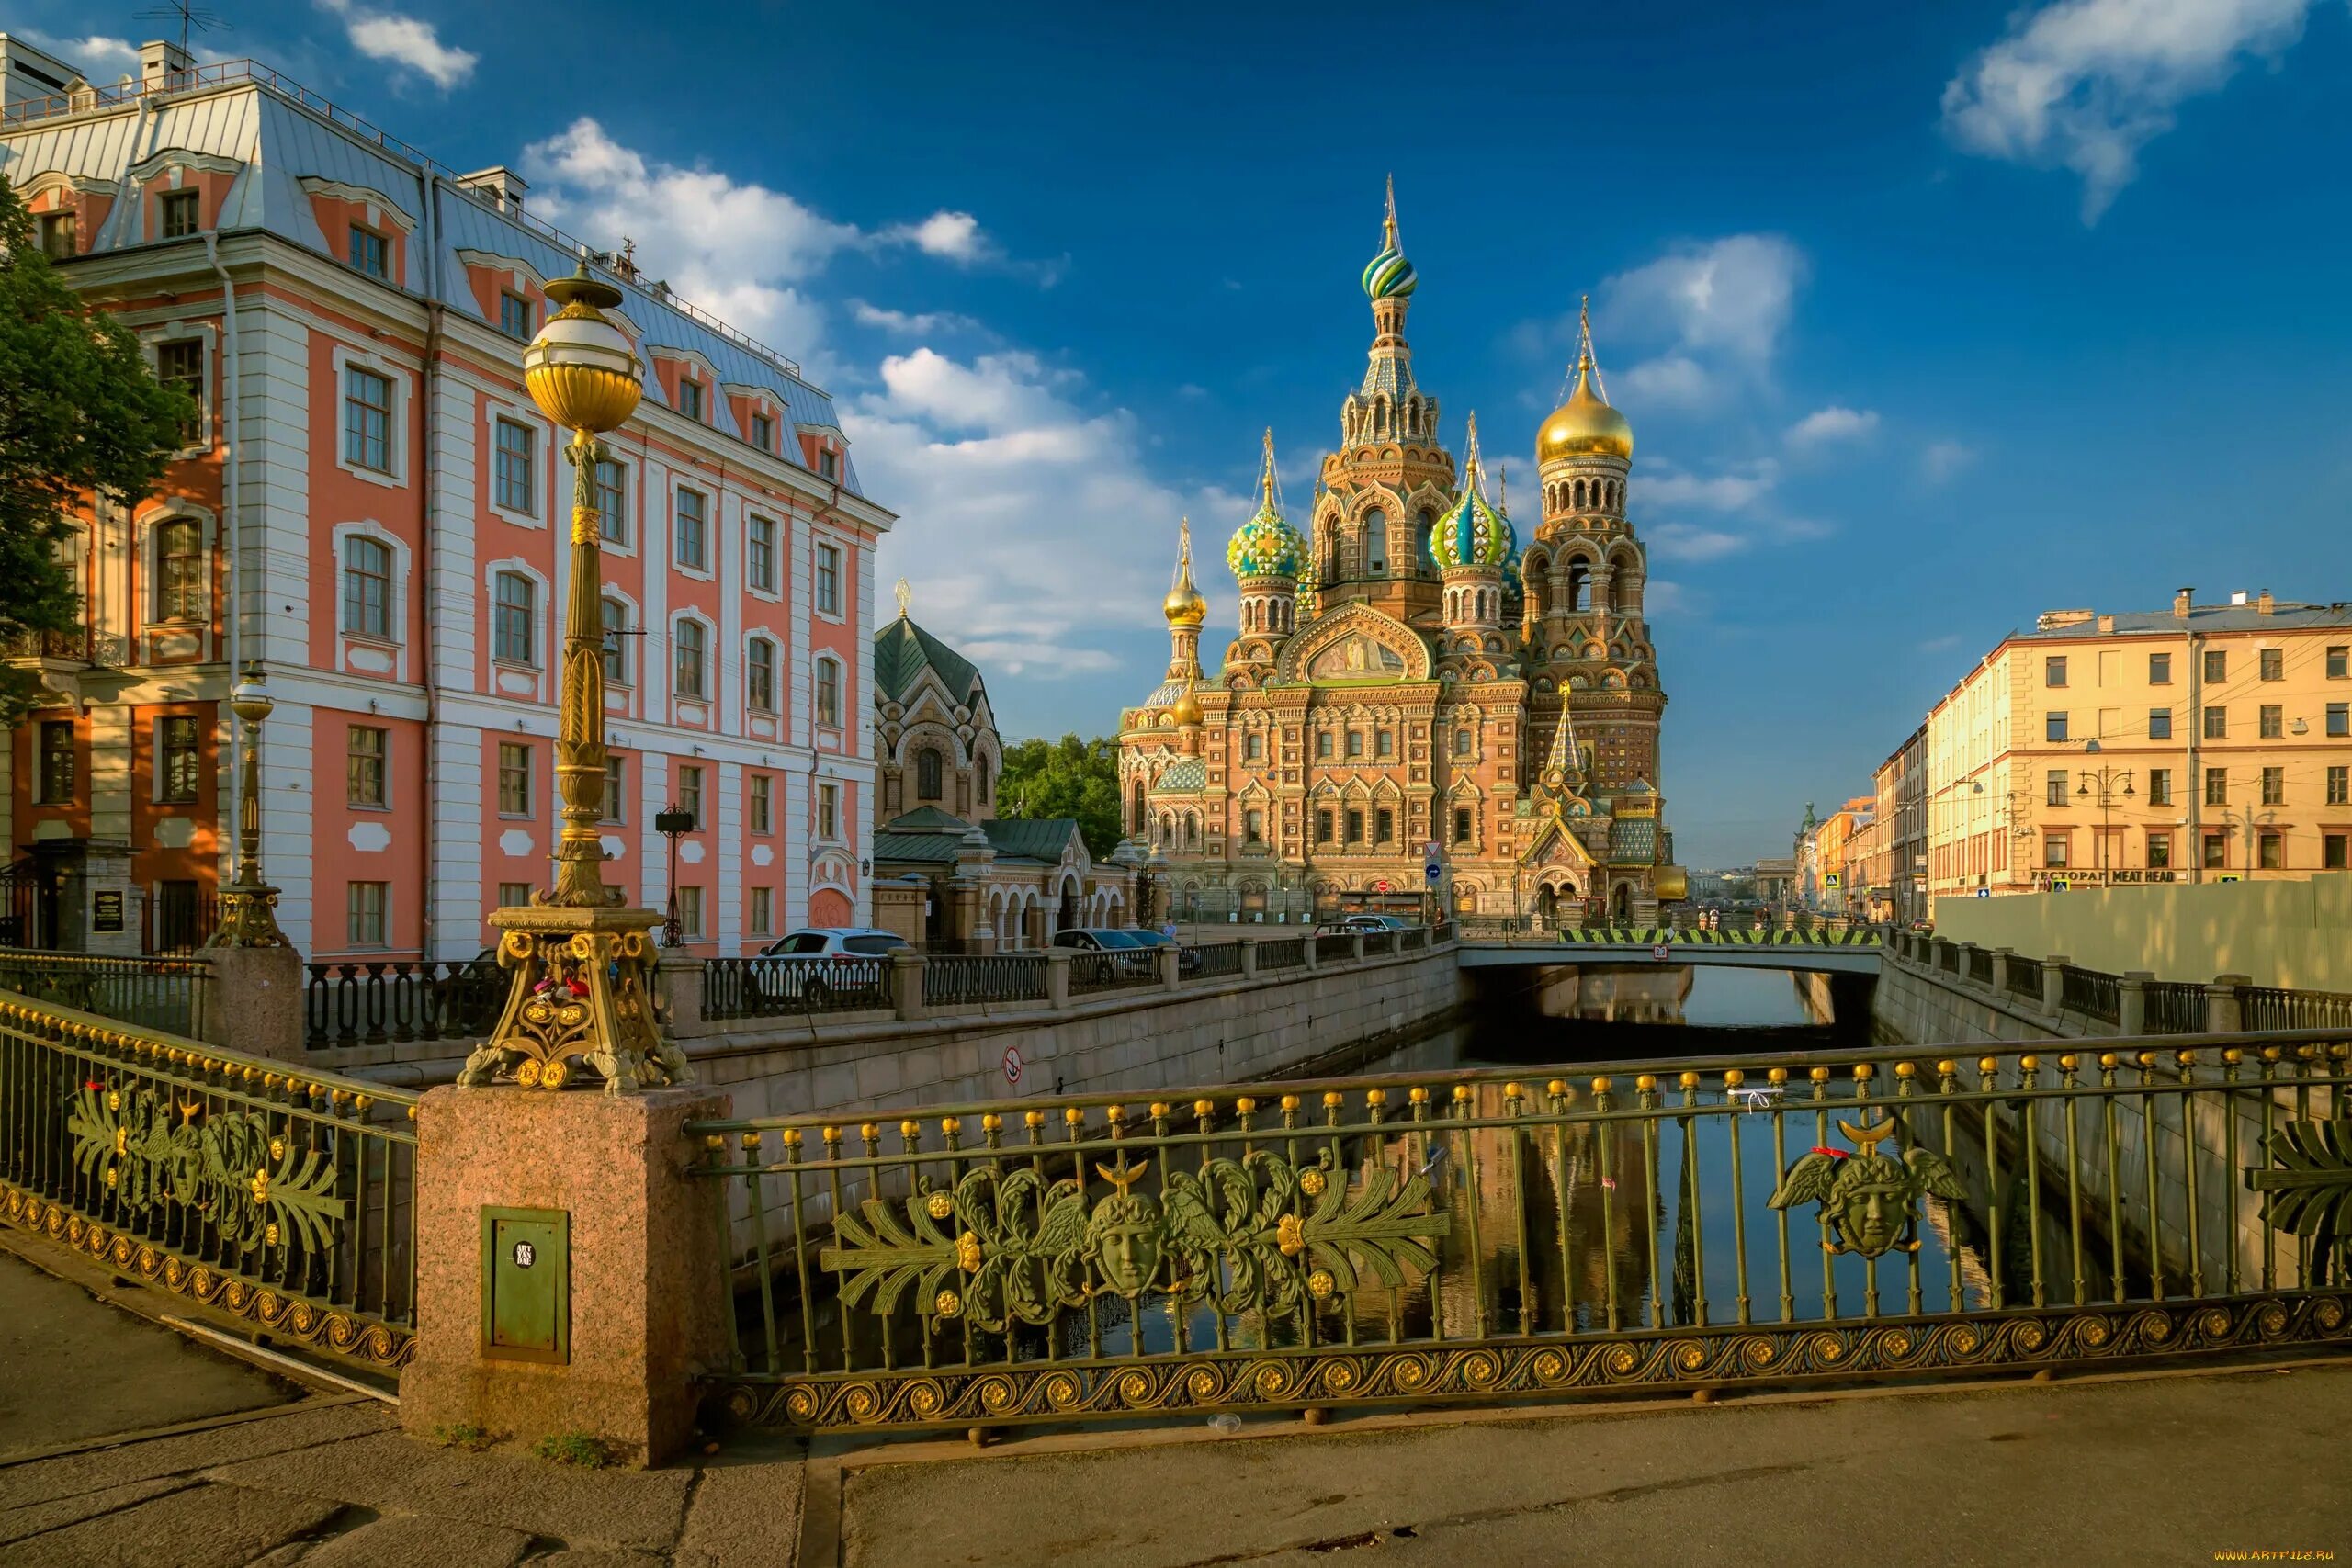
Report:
498,290,533,341
678,378,705,422
348,224,389,279
818,446,839,481
750,412,774,449
38,211,75,260
160,190,199,239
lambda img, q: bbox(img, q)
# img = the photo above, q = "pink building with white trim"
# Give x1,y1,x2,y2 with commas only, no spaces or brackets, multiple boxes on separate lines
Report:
0,37,890,961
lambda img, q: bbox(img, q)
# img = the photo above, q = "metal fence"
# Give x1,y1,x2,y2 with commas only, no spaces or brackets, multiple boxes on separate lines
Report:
2244,987,2352,1032
0,988,420,1371
2145,981,2211,1035
305,960,503,1047
2007,959,2043,1004
1966,947,1994,986
1069,952,1160,997
2061,964,2122,1025
1257,937,1306,973
1192,943,1245,981
704,957,893,1021
0,953,207,1036
690,1031,2352,1432
925,955,1047,1010
1315,933,1356,964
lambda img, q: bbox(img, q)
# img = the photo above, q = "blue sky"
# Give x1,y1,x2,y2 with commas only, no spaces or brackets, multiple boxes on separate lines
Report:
25,0,2352,864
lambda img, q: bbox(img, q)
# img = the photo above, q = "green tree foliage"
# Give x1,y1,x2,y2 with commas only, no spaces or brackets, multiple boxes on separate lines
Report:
0,175,192,721
998,734,1124,858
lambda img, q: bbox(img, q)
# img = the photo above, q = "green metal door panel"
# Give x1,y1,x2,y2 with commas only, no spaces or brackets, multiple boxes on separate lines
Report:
481,1206,569,1364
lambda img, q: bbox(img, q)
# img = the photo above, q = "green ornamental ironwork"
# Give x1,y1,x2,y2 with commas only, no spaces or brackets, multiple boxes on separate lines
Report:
2247,1116,2352,1263
67,1084,345,1253
1768,1116,1965,1259
820,1150,1449,1330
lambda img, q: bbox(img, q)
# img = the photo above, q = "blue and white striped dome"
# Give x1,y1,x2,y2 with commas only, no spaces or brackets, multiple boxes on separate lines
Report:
1430,418,1513,569
1362,177,1418,300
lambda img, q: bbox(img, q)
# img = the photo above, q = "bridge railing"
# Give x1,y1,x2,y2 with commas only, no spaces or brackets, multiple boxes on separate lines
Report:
688,1029,2352,1433
0,987,420,1375
0,952,209,1036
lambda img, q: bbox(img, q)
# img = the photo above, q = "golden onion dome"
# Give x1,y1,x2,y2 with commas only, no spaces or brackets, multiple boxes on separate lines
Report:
1163,516,1208,626
1163,580,1208,627
1537,361,1633,464
1170,684,1204,726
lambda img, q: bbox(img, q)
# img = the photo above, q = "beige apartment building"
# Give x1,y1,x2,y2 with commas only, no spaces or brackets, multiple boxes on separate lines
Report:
1924,590,2351,906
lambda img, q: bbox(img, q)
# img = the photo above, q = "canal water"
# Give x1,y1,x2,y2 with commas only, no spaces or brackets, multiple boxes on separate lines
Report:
1074,965,2105,1357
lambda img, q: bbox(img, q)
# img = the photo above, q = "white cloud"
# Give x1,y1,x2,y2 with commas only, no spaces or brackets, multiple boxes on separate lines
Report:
1618,355,1716,409
16,31,140,79
1603,235,1807,367
851,300,983,337
1642,461,1780,513
1941,0,2316,220
846,347,1245,678
1785,405,1881,447
313,0,478,90
1922,439,1977,483
1645,580,1697,616
885,210,987,262
1647,524,1749,564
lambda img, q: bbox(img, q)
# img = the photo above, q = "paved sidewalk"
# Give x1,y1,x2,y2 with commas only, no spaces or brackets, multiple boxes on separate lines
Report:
1,1231,2346,1567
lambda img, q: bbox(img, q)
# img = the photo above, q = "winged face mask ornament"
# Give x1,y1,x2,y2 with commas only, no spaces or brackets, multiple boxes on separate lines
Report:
1767,1116,1967,1258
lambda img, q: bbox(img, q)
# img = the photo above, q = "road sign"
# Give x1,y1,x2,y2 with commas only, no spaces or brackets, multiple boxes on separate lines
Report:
1824,873,1842,888
1373,878,1392,894
1001,1045,1023,1086
1651,943,1671,961
2050,879,2070,892
1424,841,1442,884
1975,887,1991,898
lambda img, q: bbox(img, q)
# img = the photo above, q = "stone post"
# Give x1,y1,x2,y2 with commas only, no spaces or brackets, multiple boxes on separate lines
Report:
400,1085,729,1467
1957,942,1980,987
1302,933,1320,971
1990,947,2014,996
1159,942,1181,992
1046,949,1072,1009
1350,932,1367,964
197,944,307,1060
655,949,712,1041
891,950,928,1021
2208,973,2250,1034
2041,954,2071,1018
1238,935,1259,978
2119,970,2151,1036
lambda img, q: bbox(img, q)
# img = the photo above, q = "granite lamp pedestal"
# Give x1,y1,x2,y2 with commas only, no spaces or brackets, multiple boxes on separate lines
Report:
399,1084,730,1466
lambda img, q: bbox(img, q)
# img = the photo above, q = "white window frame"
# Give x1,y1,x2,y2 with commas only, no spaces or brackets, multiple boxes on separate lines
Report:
141,322,216,458
817,781,842,843
480,557,551,693
141,501,214,628
813,537,845,622
744,513,780,599
591,453,634,554
492,570,542,668
487,407,550,528
744,633,780,715
600,588,639,692
813,653,844,731
331,521,413,682
330,345,411,491
671,611,716,705
153,713,204,807
672,483,714,580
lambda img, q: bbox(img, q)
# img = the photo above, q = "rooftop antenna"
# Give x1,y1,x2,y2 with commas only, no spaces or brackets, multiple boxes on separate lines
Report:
135,0,232,57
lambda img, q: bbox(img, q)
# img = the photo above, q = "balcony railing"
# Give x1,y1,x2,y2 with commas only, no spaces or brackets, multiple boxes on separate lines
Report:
1,625,129,668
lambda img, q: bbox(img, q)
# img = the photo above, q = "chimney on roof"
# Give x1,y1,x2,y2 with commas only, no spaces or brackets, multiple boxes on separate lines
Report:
138,39,194,91
2257,589,2275,616
2230,591,2249,607
2174,586,2194,617
456,166,528,215
2098,615,2115,634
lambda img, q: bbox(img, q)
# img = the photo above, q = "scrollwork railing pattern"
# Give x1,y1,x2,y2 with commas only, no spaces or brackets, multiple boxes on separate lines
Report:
696,1032,2352,1432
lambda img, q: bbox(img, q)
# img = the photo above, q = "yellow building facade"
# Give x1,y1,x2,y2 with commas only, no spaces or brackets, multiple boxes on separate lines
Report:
1924,591,2352,908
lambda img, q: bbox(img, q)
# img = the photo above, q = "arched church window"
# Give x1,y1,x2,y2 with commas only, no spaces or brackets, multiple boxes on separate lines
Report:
1363,509,1386,575
916,747,944,801
1567,562,1592,612
1415,509,1435,573
977,753,991,804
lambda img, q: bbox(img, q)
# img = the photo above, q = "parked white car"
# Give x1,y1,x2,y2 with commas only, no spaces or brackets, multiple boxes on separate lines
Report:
745,927,907,1008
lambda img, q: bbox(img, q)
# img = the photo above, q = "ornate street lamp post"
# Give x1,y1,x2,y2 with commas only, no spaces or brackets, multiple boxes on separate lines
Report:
209,664,288,948
458,265,690,1093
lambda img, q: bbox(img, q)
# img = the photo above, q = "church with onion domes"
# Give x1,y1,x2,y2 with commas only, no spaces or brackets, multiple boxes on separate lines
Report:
1117,183,1685,925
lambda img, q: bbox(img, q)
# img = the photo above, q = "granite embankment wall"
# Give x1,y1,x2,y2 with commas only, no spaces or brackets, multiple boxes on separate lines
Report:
1873,941,2337,1295
688,943,1468,1121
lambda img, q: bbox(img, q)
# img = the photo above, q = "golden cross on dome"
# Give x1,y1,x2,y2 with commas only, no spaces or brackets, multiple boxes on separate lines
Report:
1261,427,1279,506
1383,172,1398,248
894,577,911,618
